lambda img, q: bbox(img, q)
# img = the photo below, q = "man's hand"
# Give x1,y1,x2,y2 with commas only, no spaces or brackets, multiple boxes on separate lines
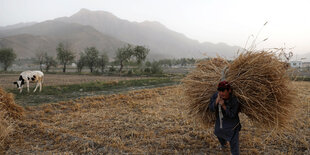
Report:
216,94,226,110
216,94,224,105
219,99,224,106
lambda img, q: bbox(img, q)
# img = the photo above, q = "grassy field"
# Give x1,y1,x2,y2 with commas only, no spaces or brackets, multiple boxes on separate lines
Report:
0,80,309,154
6,77,179,106
1,73,179,106
0,73,150,89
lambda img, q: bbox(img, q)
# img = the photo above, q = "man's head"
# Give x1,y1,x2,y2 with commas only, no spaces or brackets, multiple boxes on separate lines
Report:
217,80,231,100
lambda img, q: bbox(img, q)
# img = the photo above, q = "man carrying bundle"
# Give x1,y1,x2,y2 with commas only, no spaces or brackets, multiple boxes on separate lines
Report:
209,81,241,155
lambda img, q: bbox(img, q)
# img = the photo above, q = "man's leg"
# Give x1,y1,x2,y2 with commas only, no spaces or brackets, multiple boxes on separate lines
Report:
229,131,240,155
217,136,227,147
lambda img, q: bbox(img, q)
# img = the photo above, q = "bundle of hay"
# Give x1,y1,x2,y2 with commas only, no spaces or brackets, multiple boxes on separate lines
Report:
0,111,14,153
0,87,23,152
182,51,297,129
0,87,24,119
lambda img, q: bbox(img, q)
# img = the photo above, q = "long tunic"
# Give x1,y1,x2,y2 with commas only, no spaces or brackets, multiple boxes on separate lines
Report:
209,92,241,141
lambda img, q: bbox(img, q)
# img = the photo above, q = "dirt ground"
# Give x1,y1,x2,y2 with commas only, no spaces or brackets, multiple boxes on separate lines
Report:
1,82,309,154
0,74,147,89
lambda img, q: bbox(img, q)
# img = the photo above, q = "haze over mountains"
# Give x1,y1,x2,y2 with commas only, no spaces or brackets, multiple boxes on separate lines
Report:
0,8,241,60
0,22,37,31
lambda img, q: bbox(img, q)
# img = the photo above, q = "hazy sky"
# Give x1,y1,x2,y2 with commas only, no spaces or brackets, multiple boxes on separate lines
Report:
1,0,309,56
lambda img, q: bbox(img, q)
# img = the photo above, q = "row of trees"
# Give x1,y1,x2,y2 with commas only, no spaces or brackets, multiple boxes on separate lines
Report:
36,43,109,73
36,51,57,72
158,58,196,67
114,44,149,73
0,43,196,74
76,47,109,73
34,43,150,74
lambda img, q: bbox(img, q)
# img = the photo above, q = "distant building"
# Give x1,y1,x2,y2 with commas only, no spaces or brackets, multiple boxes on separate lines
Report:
290,61,303,68
302,62,310,68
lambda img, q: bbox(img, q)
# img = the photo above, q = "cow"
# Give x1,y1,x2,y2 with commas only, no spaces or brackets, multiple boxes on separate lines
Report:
13,71,44,93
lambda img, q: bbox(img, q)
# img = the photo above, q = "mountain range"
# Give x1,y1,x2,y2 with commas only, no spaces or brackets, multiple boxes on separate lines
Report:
0,8,241,60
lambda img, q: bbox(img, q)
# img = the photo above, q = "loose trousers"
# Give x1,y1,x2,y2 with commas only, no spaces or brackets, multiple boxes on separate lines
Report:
217,130,239,155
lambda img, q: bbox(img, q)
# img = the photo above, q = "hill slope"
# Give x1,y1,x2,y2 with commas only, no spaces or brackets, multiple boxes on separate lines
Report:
0,9,240,59
56,9,240,58
0,21,126,58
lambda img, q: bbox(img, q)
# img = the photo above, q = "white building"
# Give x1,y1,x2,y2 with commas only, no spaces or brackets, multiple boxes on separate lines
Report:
302,62,310,68
290,61,303,68
71,63,77,67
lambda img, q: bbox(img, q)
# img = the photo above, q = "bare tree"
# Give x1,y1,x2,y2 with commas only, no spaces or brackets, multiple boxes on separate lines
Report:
77,52,87,73
98,52,109,73
35,50,45,71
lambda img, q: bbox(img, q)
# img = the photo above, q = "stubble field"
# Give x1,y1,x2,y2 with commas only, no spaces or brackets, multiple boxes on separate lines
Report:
1,80,309,154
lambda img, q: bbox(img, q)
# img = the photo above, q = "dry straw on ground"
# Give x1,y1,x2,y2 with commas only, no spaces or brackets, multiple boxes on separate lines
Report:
4,85,308,154
182,50,298,130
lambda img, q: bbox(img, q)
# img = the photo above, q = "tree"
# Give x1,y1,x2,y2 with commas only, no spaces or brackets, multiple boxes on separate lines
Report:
151,61,163,74
98,52,109,73
35,50,45,71
133,46,149,64
145,61,151,67
84,47,99,73
180,58,187,66
0,48,16,71
56,42,75,72
188,58,196,65
158,59,172,67
44,53,57,72
77,52,87,72
144,61,152,73
36,51,57,72
115,44,133,73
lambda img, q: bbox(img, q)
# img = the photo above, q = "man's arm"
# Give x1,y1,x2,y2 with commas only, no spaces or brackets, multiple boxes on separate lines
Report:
209,93,218,112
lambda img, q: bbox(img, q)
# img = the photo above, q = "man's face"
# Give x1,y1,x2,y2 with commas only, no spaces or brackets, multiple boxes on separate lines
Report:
218,89,231,100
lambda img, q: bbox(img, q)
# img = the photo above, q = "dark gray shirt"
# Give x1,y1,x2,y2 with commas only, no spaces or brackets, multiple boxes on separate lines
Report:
209,92,241,141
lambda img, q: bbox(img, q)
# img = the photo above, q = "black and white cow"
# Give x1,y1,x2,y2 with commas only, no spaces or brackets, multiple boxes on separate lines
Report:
13,71,44,93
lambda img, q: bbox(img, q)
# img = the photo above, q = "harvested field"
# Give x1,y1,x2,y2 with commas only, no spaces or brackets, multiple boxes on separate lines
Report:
0,74,148,89
2,82,309,154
